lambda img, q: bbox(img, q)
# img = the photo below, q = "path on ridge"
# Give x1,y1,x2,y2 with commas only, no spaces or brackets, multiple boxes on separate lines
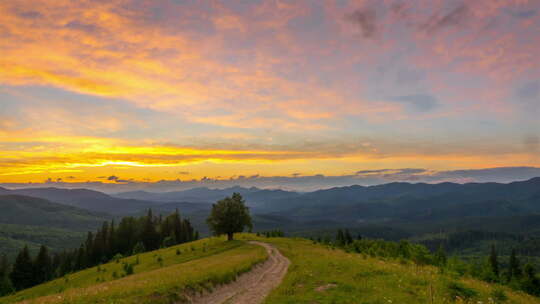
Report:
189,241,290,304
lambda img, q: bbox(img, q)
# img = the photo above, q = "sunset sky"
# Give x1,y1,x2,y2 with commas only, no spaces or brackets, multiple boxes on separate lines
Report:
1,0,539,190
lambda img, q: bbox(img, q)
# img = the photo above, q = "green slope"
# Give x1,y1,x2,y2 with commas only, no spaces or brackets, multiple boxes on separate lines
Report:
0,237,267,304
237,235,539,304
3,235,539,304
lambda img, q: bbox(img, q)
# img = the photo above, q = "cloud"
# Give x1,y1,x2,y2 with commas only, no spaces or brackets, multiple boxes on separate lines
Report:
64,20,100,33
506,8,537,19
3,166,540,193
524,135,539,153
107,175,119,181
346,7,378,38
356,169,392,174
389,94,439,113
421,4,469,34
516,81,539,101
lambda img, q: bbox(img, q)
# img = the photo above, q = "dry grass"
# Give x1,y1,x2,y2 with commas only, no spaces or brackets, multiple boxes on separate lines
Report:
237,234,540,304
1,237,267,304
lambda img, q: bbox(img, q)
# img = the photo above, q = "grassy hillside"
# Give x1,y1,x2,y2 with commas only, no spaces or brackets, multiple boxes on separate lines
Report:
238,235,539,304
0,237,267,304
3,235,539,303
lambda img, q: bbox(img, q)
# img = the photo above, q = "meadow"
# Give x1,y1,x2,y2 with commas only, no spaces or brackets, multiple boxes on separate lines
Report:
236,234,540,304
3,234,540,303
0,237,267,304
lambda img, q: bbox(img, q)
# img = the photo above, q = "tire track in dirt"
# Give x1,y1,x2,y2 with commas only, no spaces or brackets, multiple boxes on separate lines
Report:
189,241,290,304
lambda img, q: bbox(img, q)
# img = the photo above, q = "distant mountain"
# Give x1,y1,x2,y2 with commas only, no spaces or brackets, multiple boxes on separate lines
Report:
2,187,159,215
115,186,300,208
3,177,540,239
0,194,107,229
0,195,108,258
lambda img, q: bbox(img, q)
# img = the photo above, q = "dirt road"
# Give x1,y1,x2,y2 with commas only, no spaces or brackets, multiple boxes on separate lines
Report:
190,241,290,304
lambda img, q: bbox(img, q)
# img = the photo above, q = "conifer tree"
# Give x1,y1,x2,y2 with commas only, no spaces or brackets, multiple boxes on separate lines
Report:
172,209,182,244
51,253,61,277
109,220,116,257
0,254,14,296
132,241,146,254
336,229,345,246
507,248,521,282
489,244,499,279
521,263,540,296
74,245,86,271
344,229,353,245
33,245,52,285
0,254,8,279
10,246,34,290
141,209,160,250
84,231,94,265
434,244,447,267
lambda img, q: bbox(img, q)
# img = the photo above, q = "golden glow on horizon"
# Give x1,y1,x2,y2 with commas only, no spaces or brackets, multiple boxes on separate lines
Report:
0,0,539,184
0,134,537,183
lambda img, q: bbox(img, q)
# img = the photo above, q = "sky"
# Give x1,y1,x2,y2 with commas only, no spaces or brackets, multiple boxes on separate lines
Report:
0,0,539,191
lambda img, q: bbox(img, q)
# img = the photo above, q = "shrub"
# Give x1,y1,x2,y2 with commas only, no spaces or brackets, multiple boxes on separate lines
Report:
445,281,478,301
490,287,508,303
113,253,123,263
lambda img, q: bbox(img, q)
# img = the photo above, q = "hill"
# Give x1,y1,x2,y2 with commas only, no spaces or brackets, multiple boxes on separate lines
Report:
0,195,107,258
1,235,538,303
251,235,539,304
0,195,106,229
1,237,267,303
1,188,157,215
115,186,300,209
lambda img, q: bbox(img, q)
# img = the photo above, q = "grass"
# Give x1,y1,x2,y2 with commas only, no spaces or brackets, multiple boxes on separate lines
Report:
4,234,540,304
1,237,267,304
237,234,540,304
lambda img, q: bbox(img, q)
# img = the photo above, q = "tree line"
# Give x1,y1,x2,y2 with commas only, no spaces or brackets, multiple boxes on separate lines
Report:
315,229,540,298
0,209,198,295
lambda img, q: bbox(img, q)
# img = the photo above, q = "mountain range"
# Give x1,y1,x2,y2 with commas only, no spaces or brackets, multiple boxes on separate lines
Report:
2,177,540,257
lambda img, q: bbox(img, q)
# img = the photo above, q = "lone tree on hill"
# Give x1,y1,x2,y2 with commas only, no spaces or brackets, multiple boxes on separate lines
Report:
207,193,252,241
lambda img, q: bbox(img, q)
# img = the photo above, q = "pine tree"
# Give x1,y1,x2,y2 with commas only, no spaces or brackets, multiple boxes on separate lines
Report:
489,244,499,279
344,229,353,245
521,263,540,296
434,244,447,267
109,220,116,257
74,245,86,271
58,250,73,276
10,246,34,290
507,248,521,282
132,242,146,254
101,221,110,260
33,245,52,285
84,231,94,266
0,254,8,278
336,229,345,246
51,253,61,277
141,209,160,250
117,217,137,255
172,209,182,244
0,254,14,296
